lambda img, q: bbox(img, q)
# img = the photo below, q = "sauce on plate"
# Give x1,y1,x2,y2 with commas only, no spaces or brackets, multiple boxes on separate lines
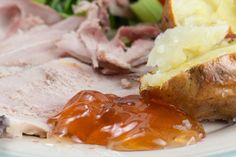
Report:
48,90,204,151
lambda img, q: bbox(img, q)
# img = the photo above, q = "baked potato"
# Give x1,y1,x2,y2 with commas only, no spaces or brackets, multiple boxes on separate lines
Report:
161,0,236,33
140,25,236,120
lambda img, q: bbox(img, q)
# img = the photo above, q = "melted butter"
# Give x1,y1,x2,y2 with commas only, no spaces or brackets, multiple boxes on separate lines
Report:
48,90,205,151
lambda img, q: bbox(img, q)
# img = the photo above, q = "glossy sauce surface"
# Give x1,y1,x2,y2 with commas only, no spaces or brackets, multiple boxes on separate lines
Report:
48,90,204,151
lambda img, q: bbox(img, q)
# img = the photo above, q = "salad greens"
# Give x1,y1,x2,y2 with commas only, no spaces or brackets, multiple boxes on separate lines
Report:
34,0,163,26
131,0,163,23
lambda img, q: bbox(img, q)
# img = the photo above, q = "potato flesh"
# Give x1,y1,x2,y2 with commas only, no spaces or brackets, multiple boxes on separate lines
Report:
172,0,236,33
147,25,229,72
141,43,236,90
142,0,236,90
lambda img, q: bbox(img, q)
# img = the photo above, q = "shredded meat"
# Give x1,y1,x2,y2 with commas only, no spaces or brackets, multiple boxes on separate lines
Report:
58,1,160,73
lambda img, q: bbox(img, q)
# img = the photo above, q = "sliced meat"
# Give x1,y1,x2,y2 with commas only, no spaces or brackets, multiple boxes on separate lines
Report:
78,19,108,68
0,58,138,138
0,3,21,40
0,66,24,78
58,1,160,73
51,16,85,31
0,16,85,78
97,24,160,72
97,0,110,30
0,28,65,77
16,14,45,32
0,48,64,78
0,27,62,56
114,25,161,42
73,1,109,31
0,0,61,24
0,0,61,40
56,32,91,64
0,47,63,67
0,15,85,57
57,24,159,73
124,39,154,67
97,39,155,72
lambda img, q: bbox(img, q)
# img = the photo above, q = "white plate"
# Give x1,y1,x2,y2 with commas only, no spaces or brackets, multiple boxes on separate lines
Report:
1,122,236,157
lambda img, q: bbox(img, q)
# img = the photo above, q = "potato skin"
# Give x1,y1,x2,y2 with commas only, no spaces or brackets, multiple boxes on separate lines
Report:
160,0,176,31
141,53,236,121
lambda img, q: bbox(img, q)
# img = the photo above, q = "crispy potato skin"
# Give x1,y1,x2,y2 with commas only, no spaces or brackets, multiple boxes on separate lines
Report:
141,53,236,121
160,0,176,31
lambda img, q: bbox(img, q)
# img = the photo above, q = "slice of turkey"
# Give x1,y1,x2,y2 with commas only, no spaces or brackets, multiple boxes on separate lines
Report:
0,17,84,78
0,57,138,138
0,28,65,78
0,0,61,40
